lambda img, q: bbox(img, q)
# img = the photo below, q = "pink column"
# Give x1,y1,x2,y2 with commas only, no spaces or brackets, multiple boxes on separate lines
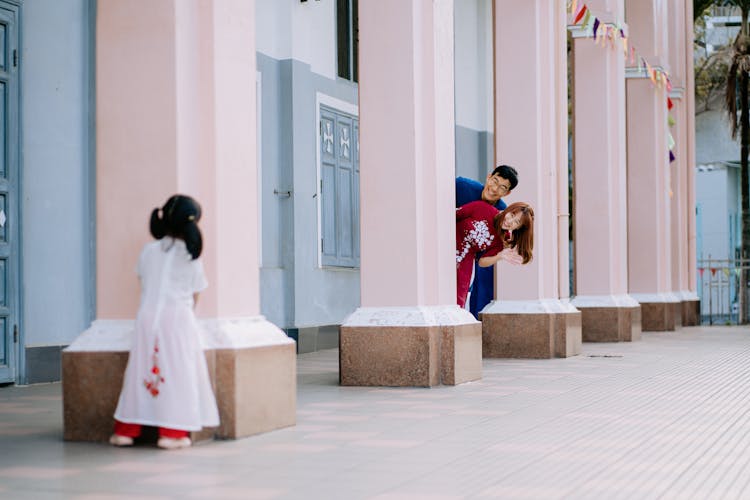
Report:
570,0,641,342
64,0,295,442
481,0,581,358
625,0,678,331
339,0,482,386
667,0,700,325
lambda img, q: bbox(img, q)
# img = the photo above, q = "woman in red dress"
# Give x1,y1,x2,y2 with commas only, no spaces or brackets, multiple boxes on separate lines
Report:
456,201,534,308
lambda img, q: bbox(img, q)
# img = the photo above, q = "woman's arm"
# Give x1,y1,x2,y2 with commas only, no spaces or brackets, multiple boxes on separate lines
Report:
479,247,524,267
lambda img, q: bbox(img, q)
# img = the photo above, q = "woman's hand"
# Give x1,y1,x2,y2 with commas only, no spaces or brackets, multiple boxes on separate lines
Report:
497,248,524,266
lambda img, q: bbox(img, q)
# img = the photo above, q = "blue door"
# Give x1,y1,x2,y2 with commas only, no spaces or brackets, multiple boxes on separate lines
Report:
0,2,18,384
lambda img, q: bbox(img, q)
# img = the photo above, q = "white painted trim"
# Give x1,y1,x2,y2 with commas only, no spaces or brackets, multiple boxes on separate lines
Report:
481,299,580,315
571,294,640,308
628,292,682,304
342,305,479,327
314,92,359,269
64,317,294,352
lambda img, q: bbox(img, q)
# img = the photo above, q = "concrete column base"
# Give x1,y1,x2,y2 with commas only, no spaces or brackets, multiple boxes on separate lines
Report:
339,306,482,387
62,317,296,442
571,295,642,342
480,300,581,358
681,299,700,326
630,294,681,332
673,291,700,326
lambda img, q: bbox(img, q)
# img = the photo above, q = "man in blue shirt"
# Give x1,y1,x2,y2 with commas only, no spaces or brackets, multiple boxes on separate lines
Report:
455,165,519,319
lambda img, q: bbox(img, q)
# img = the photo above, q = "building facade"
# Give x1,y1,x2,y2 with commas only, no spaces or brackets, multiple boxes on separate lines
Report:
2,0,697,385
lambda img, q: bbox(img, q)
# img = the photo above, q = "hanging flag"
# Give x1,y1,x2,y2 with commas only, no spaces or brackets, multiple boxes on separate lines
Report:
622,33,628,54
630,46,636,65
668,115,675,127
592,18,600,40
667,97,674,110
669,150,676,163
573,4,589,24
699,268,705,277
724,268,731,277
570,0,578,15
581,10,592,30
668,132,675,150
711,268,717,276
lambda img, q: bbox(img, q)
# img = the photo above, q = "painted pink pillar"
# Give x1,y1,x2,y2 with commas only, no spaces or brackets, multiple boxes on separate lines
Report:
625,0,678,331
570,0,641,342
667,0,700,326
340,0,482,386
63,0,296,442
481,0,581,358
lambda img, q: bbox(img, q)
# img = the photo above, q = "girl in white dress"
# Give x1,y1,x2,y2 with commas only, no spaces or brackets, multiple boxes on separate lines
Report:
110,194,219,450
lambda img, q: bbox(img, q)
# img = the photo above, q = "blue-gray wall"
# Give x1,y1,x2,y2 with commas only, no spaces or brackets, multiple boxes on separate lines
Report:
20,0,94,383
455,125,493,182
257,53,359,331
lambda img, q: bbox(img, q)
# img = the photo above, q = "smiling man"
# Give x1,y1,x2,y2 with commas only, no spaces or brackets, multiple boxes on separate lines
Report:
455,164,519,319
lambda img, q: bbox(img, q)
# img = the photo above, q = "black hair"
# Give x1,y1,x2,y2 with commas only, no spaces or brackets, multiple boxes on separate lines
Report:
149,194,203,259
491,164,519,191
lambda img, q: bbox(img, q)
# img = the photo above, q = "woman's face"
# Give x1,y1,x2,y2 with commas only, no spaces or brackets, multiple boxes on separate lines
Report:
501,211,523,231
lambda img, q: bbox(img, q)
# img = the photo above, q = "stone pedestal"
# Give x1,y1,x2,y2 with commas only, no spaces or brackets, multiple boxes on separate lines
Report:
62,318,296,442
681,298,700,326
481,300,581,359
631,294,680,332
340,307,482,387
572,295,642,342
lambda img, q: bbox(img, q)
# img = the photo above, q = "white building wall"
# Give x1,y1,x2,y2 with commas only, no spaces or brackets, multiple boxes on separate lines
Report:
696,166,738,262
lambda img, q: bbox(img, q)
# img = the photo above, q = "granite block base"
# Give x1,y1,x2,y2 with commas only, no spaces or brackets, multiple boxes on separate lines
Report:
578,305,642,342
339,306,482,387
641,301,677,331
215,343,296,439
62,318,296,443
681,299,700,326
62,350,217,443
481,302,581,358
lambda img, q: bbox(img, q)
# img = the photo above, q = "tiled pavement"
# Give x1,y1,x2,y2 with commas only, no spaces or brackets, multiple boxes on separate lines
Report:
2,325,750,499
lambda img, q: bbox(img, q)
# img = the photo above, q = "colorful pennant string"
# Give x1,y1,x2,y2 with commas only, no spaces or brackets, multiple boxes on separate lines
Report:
568,1,677,166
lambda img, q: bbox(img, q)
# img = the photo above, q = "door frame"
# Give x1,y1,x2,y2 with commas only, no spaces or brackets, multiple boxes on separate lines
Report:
0,0,20,385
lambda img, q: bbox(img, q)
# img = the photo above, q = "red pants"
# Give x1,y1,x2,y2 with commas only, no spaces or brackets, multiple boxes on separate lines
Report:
114,420,189,439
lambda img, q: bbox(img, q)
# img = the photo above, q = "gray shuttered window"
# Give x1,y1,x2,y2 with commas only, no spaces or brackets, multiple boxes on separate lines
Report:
320,105,359,268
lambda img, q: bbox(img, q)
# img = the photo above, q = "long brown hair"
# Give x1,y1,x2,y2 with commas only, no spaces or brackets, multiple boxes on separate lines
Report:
494,202,534,264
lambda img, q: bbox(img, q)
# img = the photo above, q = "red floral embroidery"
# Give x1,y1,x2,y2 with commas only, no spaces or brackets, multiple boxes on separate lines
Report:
143,338,165,397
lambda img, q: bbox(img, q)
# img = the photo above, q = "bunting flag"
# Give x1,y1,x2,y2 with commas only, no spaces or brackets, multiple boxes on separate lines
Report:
581,10,592,30
723,268,731,278
711,268,717,276
668,132,675,150
567,1,676,166
699,268,705,277
574,5,588,24
567,1,673,92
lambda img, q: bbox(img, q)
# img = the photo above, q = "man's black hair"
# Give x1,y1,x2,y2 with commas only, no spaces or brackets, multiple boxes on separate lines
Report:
491,164,519,190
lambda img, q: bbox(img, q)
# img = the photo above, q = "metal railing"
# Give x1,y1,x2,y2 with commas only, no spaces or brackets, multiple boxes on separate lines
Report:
697,256,750,325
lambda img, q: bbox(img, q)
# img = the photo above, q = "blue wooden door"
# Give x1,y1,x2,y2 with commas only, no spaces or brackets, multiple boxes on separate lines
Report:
320,105,359,268
0,2,18,384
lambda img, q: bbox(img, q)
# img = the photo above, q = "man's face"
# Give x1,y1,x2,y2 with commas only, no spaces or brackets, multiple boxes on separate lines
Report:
481,174,512,203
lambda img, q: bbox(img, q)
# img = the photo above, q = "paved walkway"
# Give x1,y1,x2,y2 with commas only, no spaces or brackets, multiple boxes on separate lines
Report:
2,325,750,499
